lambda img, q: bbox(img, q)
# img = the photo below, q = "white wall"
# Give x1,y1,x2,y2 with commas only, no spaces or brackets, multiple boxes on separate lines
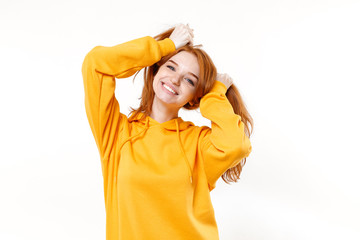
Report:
1,0,359,239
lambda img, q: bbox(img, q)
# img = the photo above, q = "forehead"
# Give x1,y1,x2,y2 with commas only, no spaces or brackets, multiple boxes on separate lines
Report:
169,51,200,75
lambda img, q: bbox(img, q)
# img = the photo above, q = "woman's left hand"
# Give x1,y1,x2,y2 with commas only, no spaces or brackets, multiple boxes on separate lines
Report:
169,24,194,49
216,73,233,90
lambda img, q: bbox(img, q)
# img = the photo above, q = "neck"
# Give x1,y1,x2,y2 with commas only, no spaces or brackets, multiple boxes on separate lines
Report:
150,98,179,123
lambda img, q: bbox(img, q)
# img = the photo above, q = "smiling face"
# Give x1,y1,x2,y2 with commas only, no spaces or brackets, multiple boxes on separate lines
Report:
152,51,200,110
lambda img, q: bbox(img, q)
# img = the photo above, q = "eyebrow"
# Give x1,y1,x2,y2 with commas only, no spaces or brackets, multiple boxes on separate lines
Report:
169,60,199,81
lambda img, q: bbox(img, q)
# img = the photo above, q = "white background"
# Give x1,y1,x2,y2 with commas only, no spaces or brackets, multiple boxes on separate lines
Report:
1,0,359,239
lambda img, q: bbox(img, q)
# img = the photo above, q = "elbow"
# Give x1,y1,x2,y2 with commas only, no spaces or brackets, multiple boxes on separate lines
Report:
230,137,252,160
82,46,102,75
213,135,252,160
83,46,100,63
243,141,252,159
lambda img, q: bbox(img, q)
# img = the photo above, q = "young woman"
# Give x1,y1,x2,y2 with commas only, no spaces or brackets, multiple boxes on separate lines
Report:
82,24,253,240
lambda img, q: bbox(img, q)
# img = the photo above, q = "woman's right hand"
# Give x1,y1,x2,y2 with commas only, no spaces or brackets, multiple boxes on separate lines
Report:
216,73,233,90
169,24,194,49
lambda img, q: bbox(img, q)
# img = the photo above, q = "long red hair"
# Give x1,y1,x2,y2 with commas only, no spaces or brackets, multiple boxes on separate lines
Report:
129,27,253,184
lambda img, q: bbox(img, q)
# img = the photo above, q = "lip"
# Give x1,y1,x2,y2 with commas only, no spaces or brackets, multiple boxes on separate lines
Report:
161,81,178,95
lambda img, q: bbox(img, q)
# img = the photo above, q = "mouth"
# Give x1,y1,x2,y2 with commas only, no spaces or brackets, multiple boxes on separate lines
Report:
161,82,178,95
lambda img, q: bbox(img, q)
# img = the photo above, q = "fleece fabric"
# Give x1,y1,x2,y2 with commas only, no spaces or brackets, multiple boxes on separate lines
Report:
82,36,252,240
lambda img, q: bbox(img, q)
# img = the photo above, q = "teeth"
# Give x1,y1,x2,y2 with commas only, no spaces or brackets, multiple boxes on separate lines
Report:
163,84,176,94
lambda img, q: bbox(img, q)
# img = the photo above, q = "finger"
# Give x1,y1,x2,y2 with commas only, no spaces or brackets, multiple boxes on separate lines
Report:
188,27,194,38
188,37,194,46
186,24,194,38
189,30,194,38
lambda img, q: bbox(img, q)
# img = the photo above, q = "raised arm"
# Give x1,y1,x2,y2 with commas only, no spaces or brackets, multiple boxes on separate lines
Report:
199,74,252,190
81,36,176,159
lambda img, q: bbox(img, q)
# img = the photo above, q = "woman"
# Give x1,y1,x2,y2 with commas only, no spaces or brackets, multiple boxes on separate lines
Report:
82,24,253,240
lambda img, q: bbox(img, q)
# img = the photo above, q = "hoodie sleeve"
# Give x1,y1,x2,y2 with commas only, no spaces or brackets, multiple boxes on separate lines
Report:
199,80,252,190
82,36,176,159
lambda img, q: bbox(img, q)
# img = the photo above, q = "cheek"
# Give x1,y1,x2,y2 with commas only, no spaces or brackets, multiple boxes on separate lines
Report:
153,72,165,93
153,70,164,83
183,88,196,100
153,72,161,86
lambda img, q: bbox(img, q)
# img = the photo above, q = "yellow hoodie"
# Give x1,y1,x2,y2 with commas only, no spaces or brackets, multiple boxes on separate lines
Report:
82,36,252,240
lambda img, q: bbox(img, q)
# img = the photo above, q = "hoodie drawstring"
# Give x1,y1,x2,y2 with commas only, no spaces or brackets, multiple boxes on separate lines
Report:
119,116,192,185
118,117,150,150
176,120,193,184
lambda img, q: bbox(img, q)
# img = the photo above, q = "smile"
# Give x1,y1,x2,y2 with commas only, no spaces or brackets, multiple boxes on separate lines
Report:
162,82,178,95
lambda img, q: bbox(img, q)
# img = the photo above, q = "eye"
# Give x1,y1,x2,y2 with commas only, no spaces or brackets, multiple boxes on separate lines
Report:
185,78,195,86
167,65,175,71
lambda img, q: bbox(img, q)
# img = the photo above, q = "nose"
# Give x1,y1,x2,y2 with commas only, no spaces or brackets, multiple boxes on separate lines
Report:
170,74,181,86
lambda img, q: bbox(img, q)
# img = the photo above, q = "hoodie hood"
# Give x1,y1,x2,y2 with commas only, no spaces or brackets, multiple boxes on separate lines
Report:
121,112,195,184
128,112,194,131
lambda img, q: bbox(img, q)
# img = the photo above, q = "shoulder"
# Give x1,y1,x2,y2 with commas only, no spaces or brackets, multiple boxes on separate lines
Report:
183,123,211,139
